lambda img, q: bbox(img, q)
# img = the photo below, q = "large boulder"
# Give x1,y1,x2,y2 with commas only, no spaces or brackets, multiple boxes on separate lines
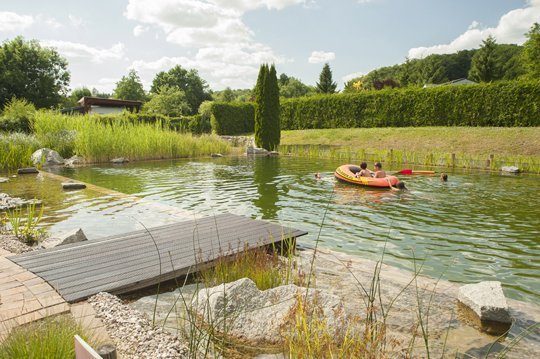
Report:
458,281,511,325
192,278,346,345
41,228,88,249
31,148,64,166
246,146,269,155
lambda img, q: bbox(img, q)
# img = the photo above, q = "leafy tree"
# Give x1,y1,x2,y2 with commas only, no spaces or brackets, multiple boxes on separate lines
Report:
63,87,92,107
91,88,111,98
254,64,280,150
316,63,337,94
469,36,499,82
0,36,70,109
343,76,365,93
150,65,211,115
522,22,540,79
221,87,235,102
113,69,146,101
278,73,290,86
143,86,190,117
279,77,315,98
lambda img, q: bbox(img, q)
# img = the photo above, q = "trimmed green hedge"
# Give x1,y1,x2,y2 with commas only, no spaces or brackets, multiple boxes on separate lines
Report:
281,81,540,128
210,102,255,135
208,81,539,134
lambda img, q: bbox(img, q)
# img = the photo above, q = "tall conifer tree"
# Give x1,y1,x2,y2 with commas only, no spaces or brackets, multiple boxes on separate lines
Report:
316,63,337,93
254,64,280,150
254,64,268,149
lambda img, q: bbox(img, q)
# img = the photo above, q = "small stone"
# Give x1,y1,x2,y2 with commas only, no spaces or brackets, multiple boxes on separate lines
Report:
0,177,8,183
211,153,223,157
268,151,279,156
246,146,269,155
64,155,85,167
501,166,519,173
458,281,511,324
62,182,86,190
17,167,39,174
111,157,129,164
41,228,88,248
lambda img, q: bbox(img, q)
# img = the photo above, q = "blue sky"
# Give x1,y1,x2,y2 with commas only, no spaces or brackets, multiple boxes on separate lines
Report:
1,0,538,92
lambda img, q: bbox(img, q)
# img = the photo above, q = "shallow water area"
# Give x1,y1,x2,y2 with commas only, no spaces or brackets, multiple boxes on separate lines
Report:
2,155,539,302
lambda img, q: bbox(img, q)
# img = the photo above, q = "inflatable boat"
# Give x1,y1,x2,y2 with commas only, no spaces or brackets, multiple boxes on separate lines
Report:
334,164,399,188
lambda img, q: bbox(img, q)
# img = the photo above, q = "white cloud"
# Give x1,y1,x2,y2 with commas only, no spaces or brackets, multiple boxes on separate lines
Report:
37,15,62,29
131,43,288,89
308,50,335,64
408,0,540,58
133,25,149,37
342,71,364,83
41,40,126,63
68,14,84,28
0,11,34,32
125,0,301,88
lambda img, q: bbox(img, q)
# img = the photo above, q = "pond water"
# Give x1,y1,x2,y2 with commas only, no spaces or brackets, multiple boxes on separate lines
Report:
1,156,539,302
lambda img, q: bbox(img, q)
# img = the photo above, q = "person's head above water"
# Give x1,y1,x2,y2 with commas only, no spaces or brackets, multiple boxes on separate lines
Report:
374,162,382,170
440,173,448,182
360,162,368,169
396,181,407,190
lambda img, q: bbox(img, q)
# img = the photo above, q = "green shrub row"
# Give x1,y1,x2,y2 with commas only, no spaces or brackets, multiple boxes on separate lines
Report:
210,102,255,135
281,81,540,128
208,81,539,134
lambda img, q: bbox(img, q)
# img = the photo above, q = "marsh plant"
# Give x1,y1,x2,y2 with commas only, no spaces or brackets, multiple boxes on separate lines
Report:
0,132,41,170
33,111,231,163
3,201,44,244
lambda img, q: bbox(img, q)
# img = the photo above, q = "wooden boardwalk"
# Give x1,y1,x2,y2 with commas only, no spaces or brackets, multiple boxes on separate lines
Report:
8,214,307,303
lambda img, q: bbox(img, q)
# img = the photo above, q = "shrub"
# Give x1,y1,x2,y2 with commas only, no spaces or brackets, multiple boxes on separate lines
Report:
281,80,540,129
0,98,36,133
210,102,255,135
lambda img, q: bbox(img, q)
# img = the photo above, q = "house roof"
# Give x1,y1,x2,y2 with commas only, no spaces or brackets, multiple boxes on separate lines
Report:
77,97,142,107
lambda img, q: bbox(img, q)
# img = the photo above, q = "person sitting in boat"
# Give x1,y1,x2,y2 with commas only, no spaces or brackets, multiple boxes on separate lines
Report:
355,162,372,178
373,162,386,178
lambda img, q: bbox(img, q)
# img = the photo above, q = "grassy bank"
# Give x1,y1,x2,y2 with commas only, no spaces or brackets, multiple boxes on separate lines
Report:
280,127,540,173
0,112,231,170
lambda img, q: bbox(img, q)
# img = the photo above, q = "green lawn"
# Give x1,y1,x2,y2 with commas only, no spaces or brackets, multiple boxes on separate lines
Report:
280,127,540,157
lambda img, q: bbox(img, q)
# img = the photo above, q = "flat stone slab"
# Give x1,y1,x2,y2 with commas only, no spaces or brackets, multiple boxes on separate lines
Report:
17,167,39,174
62,182,87,190
458,281,511,324
501,166,520,173
0,177,8,183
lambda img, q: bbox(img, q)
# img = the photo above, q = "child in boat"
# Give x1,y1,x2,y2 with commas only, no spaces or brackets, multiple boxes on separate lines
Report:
373,162,386,178
355,162,372,177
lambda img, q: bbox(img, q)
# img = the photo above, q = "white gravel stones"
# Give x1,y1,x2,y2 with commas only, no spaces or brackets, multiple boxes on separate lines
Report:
0,234,34,253
458,281,511,324
0,193,41,210
88,292,189,359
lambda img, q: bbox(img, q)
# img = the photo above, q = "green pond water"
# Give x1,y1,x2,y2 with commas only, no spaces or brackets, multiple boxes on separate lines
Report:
1,156,539,302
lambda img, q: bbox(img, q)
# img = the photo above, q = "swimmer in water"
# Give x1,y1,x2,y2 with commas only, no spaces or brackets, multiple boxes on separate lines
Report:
440,173,448,182
315,172,321,179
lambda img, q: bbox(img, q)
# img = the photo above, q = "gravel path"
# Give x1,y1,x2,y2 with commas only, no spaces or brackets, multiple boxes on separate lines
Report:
0,234,34,254
88,292,189,359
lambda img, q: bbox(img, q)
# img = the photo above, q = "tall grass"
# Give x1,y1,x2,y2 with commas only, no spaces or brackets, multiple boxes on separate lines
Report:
280,144,540,173
0,315,96,359
33,111,231,163
4,201,44,244
0,132,41,171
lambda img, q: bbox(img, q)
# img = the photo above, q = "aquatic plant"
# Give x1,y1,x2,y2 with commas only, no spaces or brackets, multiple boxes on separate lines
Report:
0,132,41,171
5,201,44,244
32,111,231,163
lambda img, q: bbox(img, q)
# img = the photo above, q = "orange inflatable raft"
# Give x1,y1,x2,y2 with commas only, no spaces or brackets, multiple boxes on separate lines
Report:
334,164,399,188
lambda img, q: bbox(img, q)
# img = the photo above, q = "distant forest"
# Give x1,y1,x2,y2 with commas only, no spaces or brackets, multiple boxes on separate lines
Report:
345,41,525,92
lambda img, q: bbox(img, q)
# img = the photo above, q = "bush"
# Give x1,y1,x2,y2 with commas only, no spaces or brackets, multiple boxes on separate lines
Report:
0,98,36,133
281,81,540,129
210,102,255,135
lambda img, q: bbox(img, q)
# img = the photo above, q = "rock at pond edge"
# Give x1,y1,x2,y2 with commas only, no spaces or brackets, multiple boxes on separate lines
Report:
31,148,64,166
111,157,129,164
62,182,87,190
41,228,88,248
17,167,39,174
458,281,511,324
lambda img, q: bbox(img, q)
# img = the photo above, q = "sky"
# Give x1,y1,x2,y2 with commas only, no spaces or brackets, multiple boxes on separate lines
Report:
1,0,539,93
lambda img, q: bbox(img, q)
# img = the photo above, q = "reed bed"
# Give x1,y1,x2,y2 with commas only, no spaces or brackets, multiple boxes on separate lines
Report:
32,112,231,164
0,133,40,171
279,144,540,173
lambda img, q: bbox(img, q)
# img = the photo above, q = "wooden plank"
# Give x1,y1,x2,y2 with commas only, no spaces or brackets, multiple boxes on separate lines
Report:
9,214,307,302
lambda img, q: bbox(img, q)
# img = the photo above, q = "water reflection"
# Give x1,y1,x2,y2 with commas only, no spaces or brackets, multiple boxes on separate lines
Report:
252,156,280,219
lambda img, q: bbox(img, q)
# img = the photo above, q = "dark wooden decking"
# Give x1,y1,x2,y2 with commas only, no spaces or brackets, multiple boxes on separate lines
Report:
9,214,307,302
